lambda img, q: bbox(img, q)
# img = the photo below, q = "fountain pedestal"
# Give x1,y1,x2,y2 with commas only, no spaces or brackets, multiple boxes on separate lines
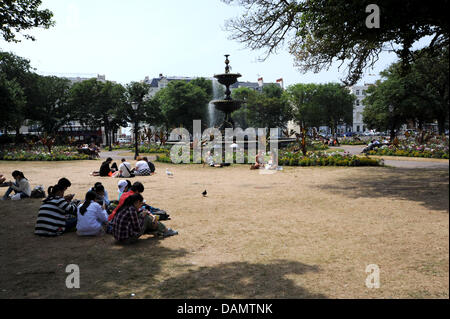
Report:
211,55,243,131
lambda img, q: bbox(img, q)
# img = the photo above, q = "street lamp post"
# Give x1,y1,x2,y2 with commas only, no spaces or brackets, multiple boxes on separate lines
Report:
107,115,113,152
131,102,139,160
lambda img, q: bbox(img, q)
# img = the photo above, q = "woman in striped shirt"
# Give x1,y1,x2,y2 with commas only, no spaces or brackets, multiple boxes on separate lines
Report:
34,184,78,237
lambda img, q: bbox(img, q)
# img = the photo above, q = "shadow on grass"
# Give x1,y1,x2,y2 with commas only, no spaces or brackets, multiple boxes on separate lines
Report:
316,167,449,212
155,260,326,299
0,198,189,298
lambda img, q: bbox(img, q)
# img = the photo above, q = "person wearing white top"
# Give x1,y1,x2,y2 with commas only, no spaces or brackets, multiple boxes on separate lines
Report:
134,157,151,176
76,191,108,236
1,170,31,200
114,158,133,178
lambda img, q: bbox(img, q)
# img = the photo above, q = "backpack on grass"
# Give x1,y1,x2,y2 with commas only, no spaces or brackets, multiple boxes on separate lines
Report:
30,185,46,199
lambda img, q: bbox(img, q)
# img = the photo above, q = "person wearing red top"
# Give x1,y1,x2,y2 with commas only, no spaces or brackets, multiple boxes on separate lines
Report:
108,182,144,221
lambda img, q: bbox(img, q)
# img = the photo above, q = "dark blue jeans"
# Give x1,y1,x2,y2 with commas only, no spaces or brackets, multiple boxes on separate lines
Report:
64,216,77,233
3,186,29,199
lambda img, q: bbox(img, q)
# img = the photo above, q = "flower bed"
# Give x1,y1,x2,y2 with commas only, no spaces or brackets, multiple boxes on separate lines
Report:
0,145,91,161
278,151,382,167
367,136,449,159
156,150,383,167
339,138,367,145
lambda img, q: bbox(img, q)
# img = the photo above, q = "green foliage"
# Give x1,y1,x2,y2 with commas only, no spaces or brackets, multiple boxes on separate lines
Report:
156,80,210,132
363,46,449,136
27,75,72,135
223,0,448,85
231,85,292,130
0,0,54,42
285,82,354,135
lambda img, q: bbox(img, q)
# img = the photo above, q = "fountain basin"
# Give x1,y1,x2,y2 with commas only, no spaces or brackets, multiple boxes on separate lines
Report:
214,73,242,86
211,99,243,113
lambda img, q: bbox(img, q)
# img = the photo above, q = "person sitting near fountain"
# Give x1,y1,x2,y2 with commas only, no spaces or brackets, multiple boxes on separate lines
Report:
204,150,228,168
250,151,265,170
134,156,152,176
265,151,279,170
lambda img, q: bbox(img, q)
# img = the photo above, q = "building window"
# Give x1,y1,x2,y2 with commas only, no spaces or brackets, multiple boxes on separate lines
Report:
356,90,360,95
356,100,360,106
357,126,360,132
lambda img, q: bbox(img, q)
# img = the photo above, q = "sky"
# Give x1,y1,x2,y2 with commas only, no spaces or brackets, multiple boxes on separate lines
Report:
0,0,423,87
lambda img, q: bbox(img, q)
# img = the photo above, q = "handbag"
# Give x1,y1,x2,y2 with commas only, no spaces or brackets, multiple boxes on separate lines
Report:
123,162,135,177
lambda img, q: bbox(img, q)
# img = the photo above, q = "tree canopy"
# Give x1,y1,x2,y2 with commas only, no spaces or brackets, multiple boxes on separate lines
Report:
363,46,449,136
0,0,54,42
223,0,449,85
285,82,354,134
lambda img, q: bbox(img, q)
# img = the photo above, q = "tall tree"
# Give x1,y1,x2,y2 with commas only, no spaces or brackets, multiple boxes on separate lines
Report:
27,75,72,136
363,73,409,140
285,83,324,130
0,0,54,42
156,80,209,132
0,51,33,135
0,72,26,135
231,87,258,129
223,0,449,85
406,47,449,134
69,79,127,146
315,83,354,136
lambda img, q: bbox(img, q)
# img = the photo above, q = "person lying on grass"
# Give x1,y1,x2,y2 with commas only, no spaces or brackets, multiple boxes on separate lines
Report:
76,191,109,237
1,170,31,200
34,184,78,237
110,193,178,244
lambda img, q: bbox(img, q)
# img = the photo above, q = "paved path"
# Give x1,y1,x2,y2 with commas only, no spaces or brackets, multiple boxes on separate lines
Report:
98,150,134,161
98,150,158,161
329,146,449,169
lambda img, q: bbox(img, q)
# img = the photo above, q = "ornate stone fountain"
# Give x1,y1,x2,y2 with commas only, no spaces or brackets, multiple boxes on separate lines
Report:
211,55,243,131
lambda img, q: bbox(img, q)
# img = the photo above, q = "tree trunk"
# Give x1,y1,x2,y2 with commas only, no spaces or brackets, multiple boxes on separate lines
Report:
437,117,446,135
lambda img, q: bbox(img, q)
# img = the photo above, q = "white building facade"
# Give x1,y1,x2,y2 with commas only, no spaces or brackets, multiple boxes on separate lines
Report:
348,84,372,133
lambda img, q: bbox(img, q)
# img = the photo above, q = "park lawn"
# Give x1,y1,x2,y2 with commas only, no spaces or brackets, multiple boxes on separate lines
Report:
0,159,448,298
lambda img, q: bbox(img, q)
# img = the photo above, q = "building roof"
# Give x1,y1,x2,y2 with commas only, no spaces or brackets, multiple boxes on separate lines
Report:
144,74,212,88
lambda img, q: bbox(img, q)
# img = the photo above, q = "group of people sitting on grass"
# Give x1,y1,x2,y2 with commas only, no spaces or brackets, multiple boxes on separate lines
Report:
91,157,155,177
29,177,178,243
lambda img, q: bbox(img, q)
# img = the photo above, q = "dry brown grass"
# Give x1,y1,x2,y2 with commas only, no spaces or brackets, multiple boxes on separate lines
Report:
0,159,448,299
